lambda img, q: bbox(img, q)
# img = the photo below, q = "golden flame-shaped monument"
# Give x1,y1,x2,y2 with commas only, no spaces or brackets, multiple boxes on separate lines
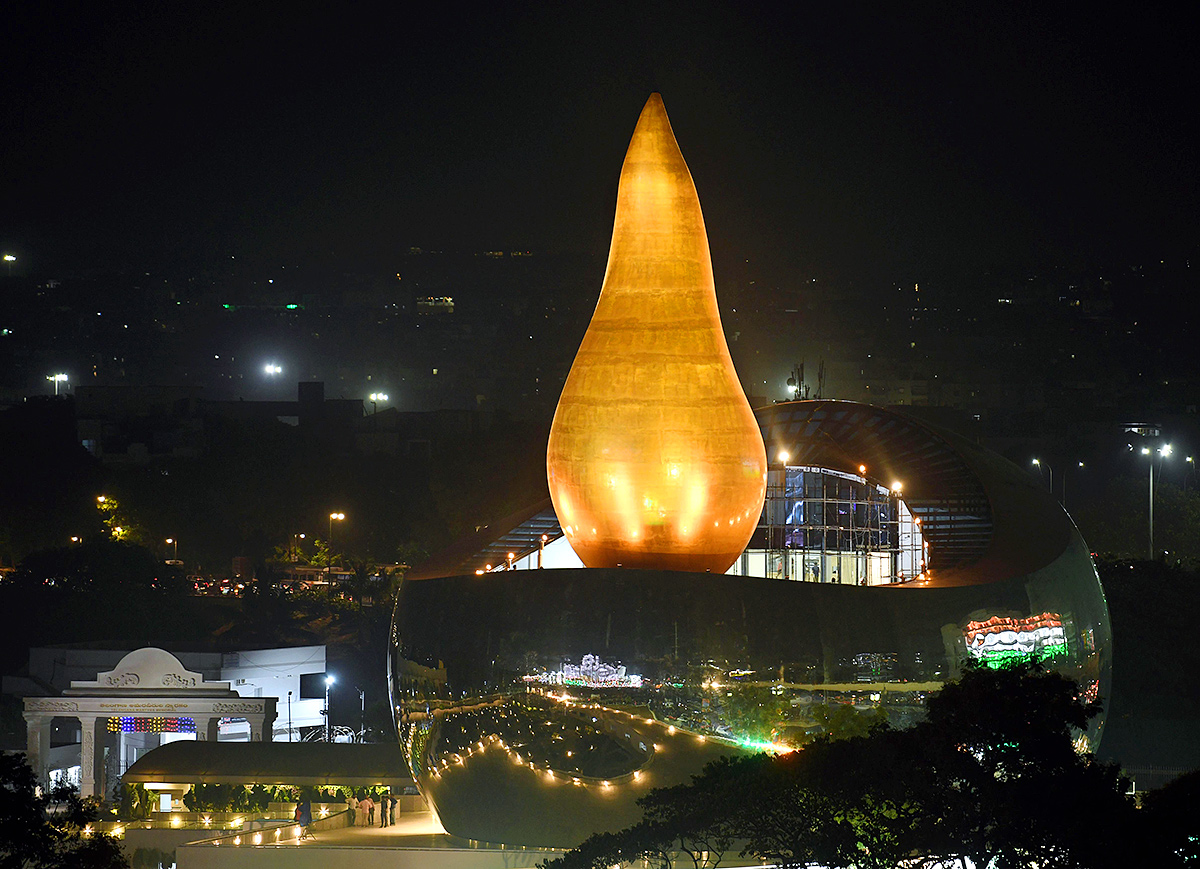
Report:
547,94,767,572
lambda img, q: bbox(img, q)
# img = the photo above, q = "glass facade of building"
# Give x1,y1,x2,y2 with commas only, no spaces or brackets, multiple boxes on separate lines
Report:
730,466,925,584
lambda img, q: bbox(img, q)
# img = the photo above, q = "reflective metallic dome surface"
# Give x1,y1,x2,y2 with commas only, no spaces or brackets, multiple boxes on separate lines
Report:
390,562,1109,848
390,402,1111,848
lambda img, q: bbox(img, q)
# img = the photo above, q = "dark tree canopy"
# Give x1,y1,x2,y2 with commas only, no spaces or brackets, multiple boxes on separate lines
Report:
0,754,129,869
542,662,1161,869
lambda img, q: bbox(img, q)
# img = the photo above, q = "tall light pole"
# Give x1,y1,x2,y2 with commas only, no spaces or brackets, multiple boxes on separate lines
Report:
327,514,344,584
1063,462,1083,511
3,254,15,277
165,537,178,561
368,392,388,415
47,373,68,396
1031,458,1053,495
326,513,345,573
1142,444,1171,560
324,674,336,742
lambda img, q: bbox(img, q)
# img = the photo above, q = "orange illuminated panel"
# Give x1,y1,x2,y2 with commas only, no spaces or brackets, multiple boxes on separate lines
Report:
547,94,766,572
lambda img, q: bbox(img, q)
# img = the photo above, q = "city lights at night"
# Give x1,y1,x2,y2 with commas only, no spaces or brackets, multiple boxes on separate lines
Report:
0,5,1197,866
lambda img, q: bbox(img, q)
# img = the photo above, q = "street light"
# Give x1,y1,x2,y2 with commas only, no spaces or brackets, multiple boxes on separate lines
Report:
369,392,388,414
1062,462,1084,511
3,254,14,277
1141,444,1171,560
263,363,282,375
324,675,336,742
1031,458,1053,495
328,513,345,580
47,373,68,396
166,537,178,561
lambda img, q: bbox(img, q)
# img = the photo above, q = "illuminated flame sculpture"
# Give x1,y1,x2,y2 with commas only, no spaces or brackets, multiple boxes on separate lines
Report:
547,94,766,572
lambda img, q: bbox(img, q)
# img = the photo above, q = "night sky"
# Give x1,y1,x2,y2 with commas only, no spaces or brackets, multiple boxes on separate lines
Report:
4,3,1196,284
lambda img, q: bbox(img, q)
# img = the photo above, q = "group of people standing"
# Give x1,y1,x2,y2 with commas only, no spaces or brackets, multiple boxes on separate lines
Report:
345,790,399,827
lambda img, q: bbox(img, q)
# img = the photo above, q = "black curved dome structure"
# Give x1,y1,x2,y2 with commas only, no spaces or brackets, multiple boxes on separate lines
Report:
389,401,1111,848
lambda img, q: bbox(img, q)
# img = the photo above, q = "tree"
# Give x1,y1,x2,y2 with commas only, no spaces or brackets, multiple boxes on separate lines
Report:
807,702,888,742
913,661,1136,869
0,539,189,674
546,662,1138,869
635,756,765,868
0,754,128,869
1140,768,1200,867
306,538,339,569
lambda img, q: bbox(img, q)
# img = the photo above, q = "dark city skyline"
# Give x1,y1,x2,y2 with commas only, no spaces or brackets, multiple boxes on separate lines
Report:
3,3,1196,284
4,6,1200,839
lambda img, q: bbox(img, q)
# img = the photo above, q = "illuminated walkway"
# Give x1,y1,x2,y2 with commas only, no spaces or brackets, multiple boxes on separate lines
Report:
176,809,565,868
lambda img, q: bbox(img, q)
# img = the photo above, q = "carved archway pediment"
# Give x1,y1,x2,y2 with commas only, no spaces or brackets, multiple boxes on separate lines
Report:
67,647,230,692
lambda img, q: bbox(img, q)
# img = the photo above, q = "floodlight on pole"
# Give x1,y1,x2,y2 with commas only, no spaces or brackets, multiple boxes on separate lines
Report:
1031,458,1053,495
47,373,69,396
1142,444,1171,560
1062,462,1084,511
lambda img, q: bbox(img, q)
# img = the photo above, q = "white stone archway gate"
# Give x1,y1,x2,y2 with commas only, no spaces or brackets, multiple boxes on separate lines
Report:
23,648,276,798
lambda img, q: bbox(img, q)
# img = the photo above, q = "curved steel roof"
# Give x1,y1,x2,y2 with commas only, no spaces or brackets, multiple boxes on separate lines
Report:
756,400,1072,587
755,400,993,572
412,400,1073,588
122,741,415,788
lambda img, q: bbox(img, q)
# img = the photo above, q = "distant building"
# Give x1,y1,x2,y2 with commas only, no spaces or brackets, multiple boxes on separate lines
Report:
6,644,327,797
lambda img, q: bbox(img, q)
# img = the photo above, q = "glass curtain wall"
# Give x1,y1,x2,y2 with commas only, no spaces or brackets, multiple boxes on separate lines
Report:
729,466,925,584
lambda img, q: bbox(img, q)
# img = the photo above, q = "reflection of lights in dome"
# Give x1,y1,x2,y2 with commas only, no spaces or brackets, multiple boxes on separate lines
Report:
964,613,1067,667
